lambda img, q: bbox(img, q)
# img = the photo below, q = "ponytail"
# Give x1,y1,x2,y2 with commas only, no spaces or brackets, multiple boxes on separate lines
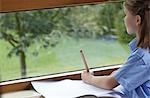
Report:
137,4,150,50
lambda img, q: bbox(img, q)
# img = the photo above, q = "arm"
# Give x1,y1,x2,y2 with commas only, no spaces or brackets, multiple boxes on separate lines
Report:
81,70,119,90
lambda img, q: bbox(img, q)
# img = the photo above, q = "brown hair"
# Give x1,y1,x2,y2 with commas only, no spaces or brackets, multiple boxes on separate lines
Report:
124,0,150,50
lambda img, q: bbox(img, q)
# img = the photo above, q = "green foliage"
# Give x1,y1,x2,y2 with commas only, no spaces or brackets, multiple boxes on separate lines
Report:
98,3,117,35
0,2,133,55
0,10,66,77
0,10,64,57
0,38,128,81
0,2,133,80
114,8,134,43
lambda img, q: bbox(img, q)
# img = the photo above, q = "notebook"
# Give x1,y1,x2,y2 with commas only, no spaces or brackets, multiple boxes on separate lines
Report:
31,79,122,98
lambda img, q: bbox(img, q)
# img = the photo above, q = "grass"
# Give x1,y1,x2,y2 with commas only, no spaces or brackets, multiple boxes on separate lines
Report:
0,36,129,81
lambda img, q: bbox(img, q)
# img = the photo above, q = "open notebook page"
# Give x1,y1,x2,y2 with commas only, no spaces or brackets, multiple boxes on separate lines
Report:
31,79,122,98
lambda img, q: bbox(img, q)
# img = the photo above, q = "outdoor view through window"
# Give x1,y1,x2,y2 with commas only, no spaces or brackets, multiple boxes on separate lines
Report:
0,2,132,82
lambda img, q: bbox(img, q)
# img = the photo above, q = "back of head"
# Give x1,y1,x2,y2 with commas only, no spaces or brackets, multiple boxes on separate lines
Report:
124,0,150,51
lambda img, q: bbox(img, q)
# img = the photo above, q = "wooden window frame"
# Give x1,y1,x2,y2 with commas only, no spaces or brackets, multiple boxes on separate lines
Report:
0,0,122,94
0,0,121,13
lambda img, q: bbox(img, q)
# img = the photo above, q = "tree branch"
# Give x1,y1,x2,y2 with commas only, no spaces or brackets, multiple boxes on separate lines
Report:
11,37,19,44
8,39,16,47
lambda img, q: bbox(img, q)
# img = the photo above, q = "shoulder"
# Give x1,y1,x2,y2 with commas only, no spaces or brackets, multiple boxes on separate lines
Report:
127,48,150,67
141,49,150,65
127,38,150,66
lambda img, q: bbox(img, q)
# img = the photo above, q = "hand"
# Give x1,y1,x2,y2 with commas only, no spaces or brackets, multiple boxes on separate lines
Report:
81,70,94,85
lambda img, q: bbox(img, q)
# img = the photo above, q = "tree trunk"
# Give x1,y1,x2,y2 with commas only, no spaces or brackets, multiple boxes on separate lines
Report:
19,50,27,78
15,13,27,78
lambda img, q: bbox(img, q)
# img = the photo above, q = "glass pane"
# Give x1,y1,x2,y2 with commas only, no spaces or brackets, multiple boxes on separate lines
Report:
0,2,132,82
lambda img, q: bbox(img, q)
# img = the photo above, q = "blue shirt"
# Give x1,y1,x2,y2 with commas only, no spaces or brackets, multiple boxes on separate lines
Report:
113,38,150,98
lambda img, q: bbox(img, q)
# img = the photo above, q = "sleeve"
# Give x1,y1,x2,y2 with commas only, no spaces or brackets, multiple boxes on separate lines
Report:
113,54,150,92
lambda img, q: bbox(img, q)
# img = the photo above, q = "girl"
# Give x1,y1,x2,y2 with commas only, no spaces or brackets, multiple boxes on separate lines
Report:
81,0,150,98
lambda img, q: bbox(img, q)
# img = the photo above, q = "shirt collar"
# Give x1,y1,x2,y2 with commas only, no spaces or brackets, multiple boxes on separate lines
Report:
128,38,150,59
128,38,137,53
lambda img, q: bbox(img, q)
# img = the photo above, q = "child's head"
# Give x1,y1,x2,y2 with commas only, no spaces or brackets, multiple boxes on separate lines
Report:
124,0,150,50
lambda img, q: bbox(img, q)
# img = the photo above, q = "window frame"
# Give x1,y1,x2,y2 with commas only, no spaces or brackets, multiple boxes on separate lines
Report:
0,0,120,13
0,0,121,94
0,65,120,93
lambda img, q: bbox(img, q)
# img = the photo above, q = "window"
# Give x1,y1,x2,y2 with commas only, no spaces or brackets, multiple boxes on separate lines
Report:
0,1,131,82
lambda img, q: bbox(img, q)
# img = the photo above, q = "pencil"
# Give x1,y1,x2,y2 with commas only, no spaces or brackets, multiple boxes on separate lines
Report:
80,49,89,72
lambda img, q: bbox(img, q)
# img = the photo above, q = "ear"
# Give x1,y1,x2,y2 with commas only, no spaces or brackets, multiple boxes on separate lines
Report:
135,15,141,26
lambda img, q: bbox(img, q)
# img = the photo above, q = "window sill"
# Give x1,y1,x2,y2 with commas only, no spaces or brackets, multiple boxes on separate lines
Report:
0,64,121,94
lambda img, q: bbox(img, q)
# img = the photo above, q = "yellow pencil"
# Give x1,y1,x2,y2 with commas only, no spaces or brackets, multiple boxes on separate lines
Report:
80,49,89,72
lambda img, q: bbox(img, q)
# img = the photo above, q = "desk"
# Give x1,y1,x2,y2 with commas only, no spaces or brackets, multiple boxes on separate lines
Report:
1,90,42,98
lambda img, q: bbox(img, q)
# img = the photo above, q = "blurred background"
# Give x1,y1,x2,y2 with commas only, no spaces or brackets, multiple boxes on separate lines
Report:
0,2,134,81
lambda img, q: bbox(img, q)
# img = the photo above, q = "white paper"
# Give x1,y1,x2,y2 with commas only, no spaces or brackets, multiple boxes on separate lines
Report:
31,79,122,98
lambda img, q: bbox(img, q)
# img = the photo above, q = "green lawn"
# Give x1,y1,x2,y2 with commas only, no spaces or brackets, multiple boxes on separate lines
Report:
0,36,129,81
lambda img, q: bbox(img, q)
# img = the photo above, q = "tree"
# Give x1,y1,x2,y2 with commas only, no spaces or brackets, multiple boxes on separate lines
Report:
97,3,119,36
0,9,65,77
